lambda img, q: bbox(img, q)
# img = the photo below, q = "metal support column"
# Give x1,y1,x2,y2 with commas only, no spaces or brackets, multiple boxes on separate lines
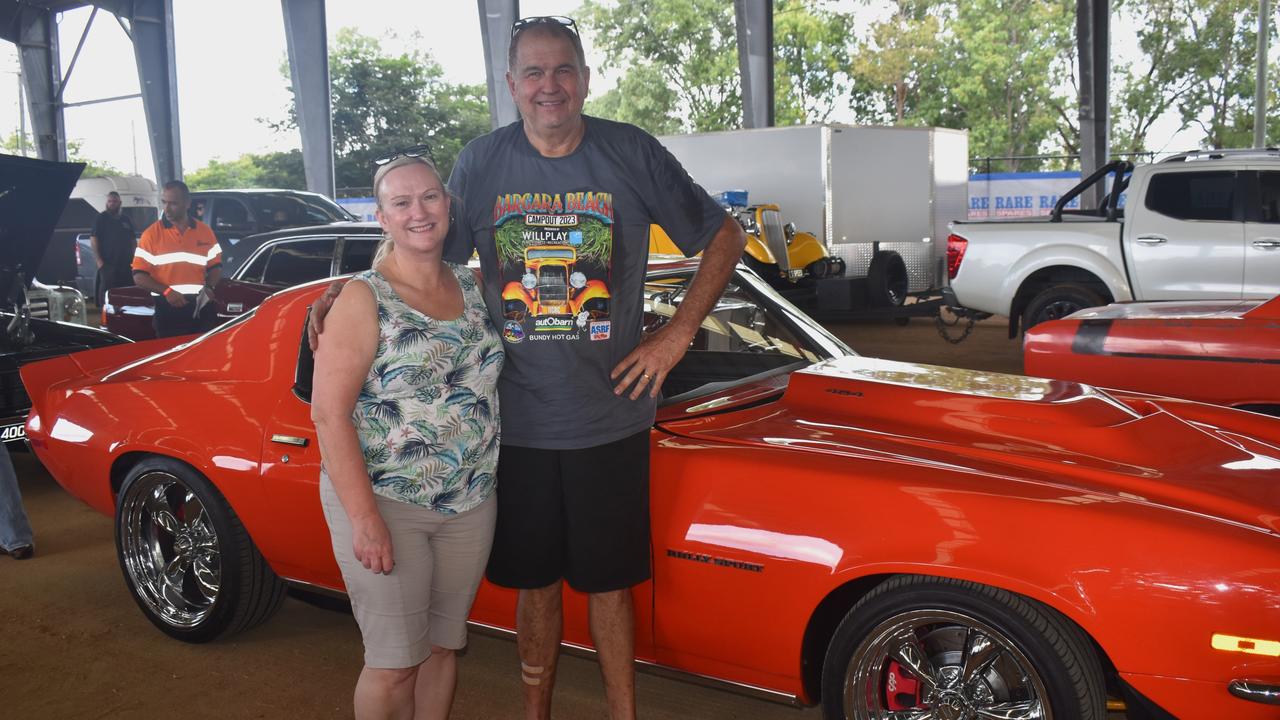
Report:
1255,0,1270,148
734,0,774,129
14,6,66,161
282,0,335,197
477,0,519,130
1077,0,1110,209
129,0,183,185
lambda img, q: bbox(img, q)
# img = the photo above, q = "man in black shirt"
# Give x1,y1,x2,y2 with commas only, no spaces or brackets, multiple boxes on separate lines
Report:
91,191,137,305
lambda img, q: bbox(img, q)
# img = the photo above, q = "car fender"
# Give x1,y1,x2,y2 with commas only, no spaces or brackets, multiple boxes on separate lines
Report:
650,436,1279,698
502,281,533,305
1002,243,1132,314
786,232,828,269
574,280,609,304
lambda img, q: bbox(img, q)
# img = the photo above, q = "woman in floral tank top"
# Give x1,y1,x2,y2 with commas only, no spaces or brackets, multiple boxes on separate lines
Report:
312,152,503,719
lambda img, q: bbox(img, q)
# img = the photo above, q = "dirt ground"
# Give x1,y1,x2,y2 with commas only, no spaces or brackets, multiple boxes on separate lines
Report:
2,316,1116,720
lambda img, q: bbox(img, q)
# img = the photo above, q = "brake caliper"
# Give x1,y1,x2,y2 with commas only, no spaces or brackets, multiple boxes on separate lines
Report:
885,660,922,711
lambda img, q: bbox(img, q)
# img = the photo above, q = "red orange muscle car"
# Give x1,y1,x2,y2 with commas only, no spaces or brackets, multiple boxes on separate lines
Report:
21,260,1280,719
1024,295,1280,417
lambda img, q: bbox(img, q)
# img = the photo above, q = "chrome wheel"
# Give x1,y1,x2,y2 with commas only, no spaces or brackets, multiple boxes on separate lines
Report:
843,609,1050,720
118,470,221,629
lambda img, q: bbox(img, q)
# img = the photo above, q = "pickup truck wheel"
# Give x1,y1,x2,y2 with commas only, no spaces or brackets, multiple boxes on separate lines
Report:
1022,284,1104,331
867,252,909,308
820,575,1106,720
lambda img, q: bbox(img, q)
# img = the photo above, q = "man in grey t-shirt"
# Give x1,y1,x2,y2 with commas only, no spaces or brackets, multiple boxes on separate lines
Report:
451,18,744,720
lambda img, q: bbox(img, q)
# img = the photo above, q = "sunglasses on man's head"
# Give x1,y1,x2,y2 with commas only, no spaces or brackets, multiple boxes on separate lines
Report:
510,15,579,39
372,143,435,168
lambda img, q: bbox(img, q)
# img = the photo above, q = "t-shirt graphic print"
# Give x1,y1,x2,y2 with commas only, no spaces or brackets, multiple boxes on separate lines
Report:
492,191,614,344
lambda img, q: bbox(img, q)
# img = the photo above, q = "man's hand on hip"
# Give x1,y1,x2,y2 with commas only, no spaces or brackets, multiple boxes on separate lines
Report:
611,324,694,400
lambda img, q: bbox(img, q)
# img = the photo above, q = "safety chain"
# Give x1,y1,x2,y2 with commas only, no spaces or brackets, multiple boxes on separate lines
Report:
935,306,977,344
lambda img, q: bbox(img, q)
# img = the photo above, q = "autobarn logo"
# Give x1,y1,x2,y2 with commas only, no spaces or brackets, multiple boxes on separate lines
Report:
1,423,25,442
534,317,574,332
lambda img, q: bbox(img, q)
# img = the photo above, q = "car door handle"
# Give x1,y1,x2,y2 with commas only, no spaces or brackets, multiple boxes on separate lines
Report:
1135,234,1168,245
270,434,309,447
1252,238,1280,249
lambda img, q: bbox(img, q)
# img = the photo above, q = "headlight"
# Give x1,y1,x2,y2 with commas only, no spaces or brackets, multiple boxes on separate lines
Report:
62,293,85,322
521,273,537,290
570,272,587,289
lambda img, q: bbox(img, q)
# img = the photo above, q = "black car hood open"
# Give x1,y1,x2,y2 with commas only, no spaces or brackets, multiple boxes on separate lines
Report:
0,153,85,305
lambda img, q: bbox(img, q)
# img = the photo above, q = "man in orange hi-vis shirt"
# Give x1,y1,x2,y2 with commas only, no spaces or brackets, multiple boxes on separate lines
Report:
132,180,223,338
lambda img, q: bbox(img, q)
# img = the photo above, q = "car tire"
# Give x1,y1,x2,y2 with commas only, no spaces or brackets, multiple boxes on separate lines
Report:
1022,283,1104,331
866,252,909,308
820,575,1106,720
115,456,285,643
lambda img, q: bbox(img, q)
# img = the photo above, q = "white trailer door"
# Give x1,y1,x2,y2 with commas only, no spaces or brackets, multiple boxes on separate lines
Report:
1245,170,1280,298
1126,169,1243,300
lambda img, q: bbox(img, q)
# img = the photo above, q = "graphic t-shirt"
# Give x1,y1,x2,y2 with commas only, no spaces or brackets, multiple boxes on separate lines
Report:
447,116,726,449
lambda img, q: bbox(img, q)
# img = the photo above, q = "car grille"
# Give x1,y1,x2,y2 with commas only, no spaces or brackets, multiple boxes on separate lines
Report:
759,209,790,271
538,268,569,303
0,368,31,418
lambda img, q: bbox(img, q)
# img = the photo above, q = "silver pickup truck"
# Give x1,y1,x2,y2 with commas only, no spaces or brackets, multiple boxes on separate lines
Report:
947,148,1280,335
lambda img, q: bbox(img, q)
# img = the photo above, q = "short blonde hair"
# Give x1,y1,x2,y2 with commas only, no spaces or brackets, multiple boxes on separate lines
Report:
371,155,446,268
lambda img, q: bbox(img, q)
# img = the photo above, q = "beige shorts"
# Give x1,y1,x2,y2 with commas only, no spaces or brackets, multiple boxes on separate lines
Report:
320,473,496,669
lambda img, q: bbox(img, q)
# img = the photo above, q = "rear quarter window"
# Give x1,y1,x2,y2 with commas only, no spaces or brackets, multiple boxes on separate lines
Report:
1144,171,1235,221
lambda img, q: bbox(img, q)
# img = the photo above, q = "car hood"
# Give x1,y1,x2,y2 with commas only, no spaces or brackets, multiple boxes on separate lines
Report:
659,355,1280,535
1066,296,1280,322
0,154,85,303
0,311,128,363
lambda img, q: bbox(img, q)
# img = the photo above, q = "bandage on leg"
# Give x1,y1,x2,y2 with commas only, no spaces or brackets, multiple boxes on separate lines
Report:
521,661,545,686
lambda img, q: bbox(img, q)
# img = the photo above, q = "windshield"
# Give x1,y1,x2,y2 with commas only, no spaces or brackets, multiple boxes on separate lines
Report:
253,194,355,225
645,268,850,402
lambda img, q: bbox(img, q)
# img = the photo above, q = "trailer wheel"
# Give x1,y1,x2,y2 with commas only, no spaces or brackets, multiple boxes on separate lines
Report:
866,252,908,308
1022,283,1104,331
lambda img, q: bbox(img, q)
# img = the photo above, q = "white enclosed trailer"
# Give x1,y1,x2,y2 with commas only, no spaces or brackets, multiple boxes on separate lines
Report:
658,124,969,296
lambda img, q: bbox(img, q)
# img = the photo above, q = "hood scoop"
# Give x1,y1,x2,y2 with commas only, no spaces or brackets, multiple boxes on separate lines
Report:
786,355,1140,428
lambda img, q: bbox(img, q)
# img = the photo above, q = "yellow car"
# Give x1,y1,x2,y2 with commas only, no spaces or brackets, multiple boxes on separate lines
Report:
650,203,844,288
502,245,609,320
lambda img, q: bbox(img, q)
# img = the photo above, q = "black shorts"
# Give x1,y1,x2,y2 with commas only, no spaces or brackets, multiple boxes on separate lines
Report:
486,429,651,593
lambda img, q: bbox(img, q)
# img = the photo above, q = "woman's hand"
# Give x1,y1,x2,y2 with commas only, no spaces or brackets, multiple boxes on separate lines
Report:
351,512,395,574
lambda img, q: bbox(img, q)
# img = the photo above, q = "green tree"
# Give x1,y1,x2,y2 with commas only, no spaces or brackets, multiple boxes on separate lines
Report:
1173,0,1267,149
185,150,306,191
585,65,682,135
272,29,489,188
914,0,1076,169
1109,0,1200,154
773,0,855,125
579,0,742,133
580,0,856,132
849,0,945,124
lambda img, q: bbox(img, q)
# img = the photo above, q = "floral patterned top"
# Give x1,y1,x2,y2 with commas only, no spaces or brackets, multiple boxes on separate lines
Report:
350,264,503,514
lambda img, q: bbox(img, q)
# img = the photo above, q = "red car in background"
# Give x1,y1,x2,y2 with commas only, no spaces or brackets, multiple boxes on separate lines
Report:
103,223,381,340
1025,295,1280,416
21,260,1280,720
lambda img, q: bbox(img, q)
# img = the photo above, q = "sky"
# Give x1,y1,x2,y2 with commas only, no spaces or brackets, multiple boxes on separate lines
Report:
0,0,1203,182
